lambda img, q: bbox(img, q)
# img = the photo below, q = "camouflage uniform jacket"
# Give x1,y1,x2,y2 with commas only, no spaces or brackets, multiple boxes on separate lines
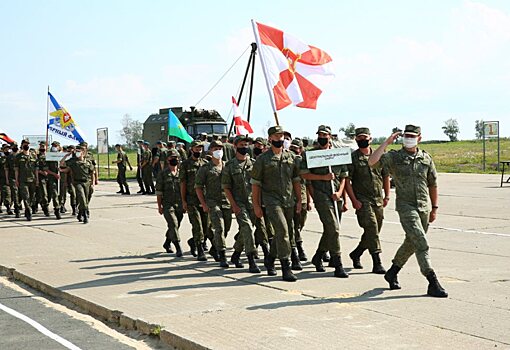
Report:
195,160,230,209
348,148,388,206
221,156,254,207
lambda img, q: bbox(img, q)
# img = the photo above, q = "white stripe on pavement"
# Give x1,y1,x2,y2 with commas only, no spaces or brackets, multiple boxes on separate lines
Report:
0,301,82,350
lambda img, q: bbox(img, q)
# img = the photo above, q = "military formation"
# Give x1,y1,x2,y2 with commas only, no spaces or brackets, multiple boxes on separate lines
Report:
0,123,448,298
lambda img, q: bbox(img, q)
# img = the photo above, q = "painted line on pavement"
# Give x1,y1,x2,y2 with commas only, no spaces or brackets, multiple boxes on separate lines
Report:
0,301,82,350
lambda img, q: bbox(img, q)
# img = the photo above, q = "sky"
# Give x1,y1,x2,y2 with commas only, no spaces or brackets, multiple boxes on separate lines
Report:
1,0,509,145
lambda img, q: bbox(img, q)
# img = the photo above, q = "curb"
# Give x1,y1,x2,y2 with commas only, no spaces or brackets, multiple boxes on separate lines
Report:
0,264,210,350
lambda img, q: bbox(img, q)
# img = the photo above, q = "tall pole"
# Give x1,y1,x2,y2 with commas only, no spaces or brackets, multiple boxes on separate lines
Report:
482,122,486,171
46,86,50,147
497,121,500,172
247,43,256,123
251,19,280,126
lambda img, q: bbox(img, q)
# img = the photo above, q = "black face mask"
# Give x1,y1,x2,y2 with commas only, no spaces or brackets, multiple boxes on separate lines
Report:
290,148,299,155
22,145,30,151
237,147,249,156
356,139,370,149
39,149,45,153
12,147,18,152
192,151,201,158
253,147,263,156
169,158,179,166
317,137,329,147
271,139,284,148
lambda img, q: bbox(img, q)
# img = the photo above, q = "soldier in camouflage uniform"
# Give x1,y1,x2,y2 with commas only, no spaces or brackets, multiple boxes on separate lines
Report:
152,141,167,177
222,135,265,273
176,142,187,160
369,124,448,298
156,149,184,257
14,139,37,221
59,145,77,215
80,142,98,208
251,126,302,282
35,142,51,217
36,142,62,219
0,144,13,215
345,127,390,274
6,143,21,217
141,141,155,194
113,144,132,195
180,140,210,261
195,140,233,268
300,125,349,278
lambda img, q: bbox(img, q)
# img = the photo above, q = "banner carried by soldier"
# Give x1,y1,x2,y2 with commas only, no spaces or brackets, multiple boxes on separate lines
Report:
47,91,86,143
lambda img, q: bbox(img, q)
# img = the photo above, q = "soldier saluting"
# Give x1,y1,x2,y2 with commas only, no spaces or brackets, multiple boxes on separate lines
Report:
368,124,448,298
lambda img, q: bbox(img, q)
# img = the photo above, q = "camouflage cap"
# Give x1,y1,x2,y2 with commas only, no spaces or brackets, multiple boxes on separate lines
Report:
290,139,303,148
143,141,150,145
254,137,265,144
51,140,60,146
76,145,83,150
156,140,163,144
268,125,284,136
136,139,144,143
404,124,421,135
316,125,332,135
209,140,224,148
79,141,88,147
283,131,292,139
114,144,121,147
233,135,249,144
39,141,47,146
67,145,76,150
1,143,9,149
168,140,176,145
190,140,204,148
355,127,371,136
21,138,30,145
167,149,180,158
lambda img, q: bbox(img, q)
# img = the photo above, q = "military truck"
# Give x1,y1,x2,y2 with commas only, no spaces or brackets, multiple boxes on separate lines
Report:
142,106,228,145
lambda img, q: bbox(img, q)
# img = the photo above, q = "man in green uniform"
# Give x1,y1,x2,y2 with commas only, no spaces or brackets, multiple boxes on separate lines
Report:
152,141,167,177
251,126,302,282
36,142,62,219
0,144,13,215
135,139,146,194
196,140,233,268
112,144,132,195
59,145,77,215
222,135,265,273
176,142,187,160
221,135,236,162
156,149,184,256
180,140,210,261
300,125,349,278
6,143,20,217
14,139,37,221
80,142,98,210
368,124,448,298
141,141,155,194
345,127,390,274
60,146,94,224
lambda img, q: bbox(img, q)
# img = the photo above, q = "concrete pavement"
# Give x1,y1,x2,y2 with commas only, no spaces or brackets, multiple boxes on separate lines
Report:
0,173,509,349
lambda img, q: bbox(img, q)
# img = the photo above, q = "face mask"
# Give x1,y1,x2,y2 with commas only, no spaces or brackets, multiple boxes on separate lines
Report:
12,147,18,152
237,147,249,156
283,139,291,150
192,151,201,158
290,148,299,155
317,137,329,147
39,148,45,153
50,147,58,152
271,139,284,148
22,145,30,151
169,158,179,166
212,149,223,159
403,137,418,149
356,139,370,149
253,147,263,156
76,151,82,158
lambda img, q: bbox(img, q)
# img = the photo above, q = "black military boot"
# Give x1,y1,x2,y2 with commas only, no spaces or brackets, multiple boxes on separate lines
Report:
230,250,244,268
349,245,366,269
14,207,20,218
187,238,197,257
0,206,3,213
82,210,89,224
25,208,32,221
54,208,61,220
247,252,261,273
426,271,448,298
116,186,124,194
290,248,303,271
77,210,82,222
202,239,209,252
60,205,66,214
123,185,130,195
162,238,173,253
71,204,77,216
296,241,307,261
312,251,326,272
196,243,207,261
280,259,297,282
173,241,183,257
6,205,13,215
219,250,230,268
371,252,386,274
31,204,38,214
384,264,402,290
332,255,349,278
264,254,277,276
209,245,220,262
42,206,50,217
322,251,330,262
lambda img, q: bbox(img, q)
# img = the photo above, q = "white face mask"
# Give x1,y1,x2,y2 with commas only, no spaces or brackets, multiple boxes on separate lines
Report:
75,151,82,158
283,139,291,150
50,147,58,152
212,149,223,160
403,137,418,149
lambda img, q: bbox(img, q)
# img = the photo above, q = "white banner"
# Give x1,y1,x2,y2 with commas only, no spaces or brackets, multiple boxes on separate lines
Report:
22,135,51,145
97,128,108,154
306,147,352,168
484,122,499,138
45,152,68,162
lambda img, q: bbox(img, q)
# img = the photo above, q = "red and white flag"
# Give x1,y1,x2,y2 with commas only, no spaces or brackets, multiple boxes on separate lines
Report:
232,97,254,135
252,20,334,111
0,130,15,144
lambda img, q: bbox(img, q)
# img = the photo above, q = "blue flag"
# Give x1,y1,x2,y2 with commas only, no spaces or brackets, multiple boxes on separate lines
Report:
168,110,193,143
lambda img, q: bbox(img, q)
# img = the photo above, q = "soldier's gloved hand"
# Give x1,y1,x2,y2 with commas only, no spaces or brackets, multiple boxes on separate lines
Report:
254,205,263,219
352,199,363,210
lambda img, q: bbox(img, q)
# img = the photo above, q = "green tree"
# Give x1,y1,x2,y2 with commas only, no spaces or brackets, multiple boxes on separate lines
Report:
119,114,143,148
442,118,460,141
475,119,484,139
339,123,356,138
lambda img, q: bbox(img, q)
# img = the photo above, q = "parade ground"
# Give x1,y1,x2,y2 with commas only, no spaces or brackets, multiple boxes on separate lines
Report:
1,173,509,349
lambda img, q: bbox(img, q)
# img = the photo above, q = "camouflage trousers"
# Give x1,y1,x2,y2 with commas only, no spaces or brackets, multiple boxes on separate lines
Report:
355,202,383,254
19,181,36,210
37,178,49,209
142,166,154,192
231,205,258,255
163,205,184,242
392,209,433,276
60,175,76,207
292,202,308,245
1,179,11,207
9,178,19,209
116,166,128,188
74,181,90,211
187,204,211,246
209,206,232,252
314,200,342,256
265,205,294,260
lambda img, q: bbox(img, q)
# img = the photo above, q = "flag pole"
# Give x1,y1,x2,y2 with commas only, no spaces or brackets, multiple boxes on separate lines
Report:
46,86,50,147
251,19,280,126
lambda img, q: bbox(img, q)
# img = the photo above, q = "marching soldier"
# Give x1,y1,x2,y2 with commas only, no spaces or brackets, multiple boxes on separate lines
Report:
345,127,389,274
141,141,155,194
36,142,62,219
251,126,302,282
6,143,21,218
14,139,37,221
80,142,98,209
368,125,448,298
59,145,77,215
156,149,184,256
112,144,132,195
195,140,233,268
180,140,210,261
0,144,13,215
152,141,167,177
176,142,187,160
35,142,51,217
136,139,146,194
300,125,349,278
